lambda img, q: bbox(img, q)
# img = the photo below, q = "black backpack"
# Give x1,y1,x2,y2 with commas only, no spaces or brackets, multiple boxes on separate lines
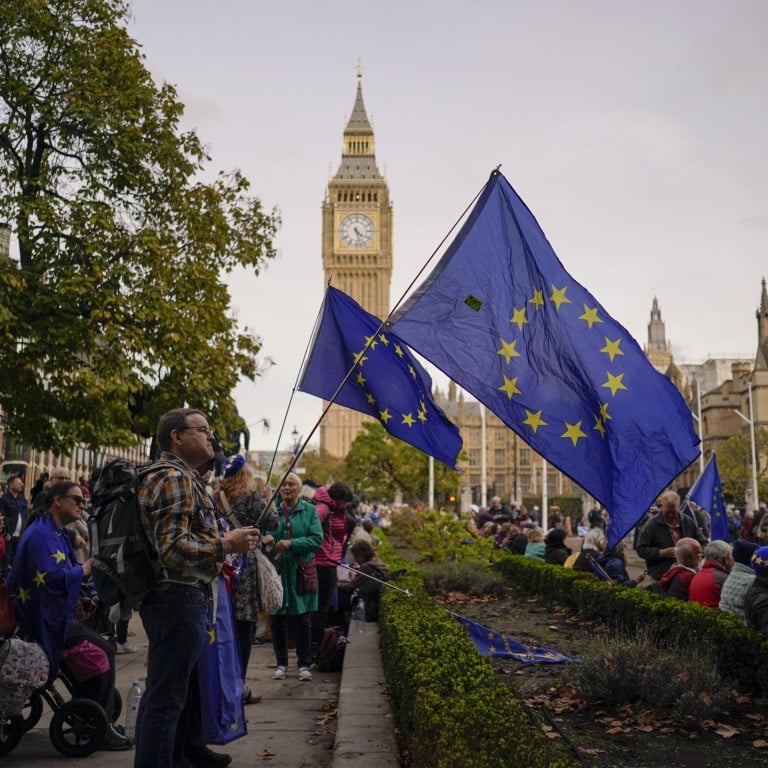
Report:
87,458,162,610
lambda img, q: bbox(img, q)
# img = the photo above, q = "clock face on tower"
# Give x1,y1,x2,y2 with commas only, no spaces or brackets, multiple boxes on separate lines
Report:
339,213,375,248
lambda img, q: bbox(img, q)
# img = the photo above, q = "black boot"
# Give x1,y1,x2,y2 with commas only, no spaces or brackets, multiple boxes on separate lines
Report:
184,741,232,768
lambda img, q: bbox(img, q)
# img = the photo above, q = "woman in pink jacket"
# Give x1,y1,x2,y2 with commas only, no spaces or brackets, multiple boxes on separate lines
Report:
310,482,353,651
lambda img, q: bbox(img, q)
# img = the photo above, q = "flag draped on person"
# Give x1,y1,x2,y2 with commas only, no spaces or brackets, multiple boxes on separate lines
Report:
6,514,82,681
457,616,579,664
390,169,700,546
689,454,728,542
298,286,463,469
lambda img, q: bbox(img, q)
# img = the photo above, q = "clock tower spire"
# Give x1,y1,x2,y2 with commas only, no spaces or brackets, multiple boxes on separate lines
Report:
320,70,393,457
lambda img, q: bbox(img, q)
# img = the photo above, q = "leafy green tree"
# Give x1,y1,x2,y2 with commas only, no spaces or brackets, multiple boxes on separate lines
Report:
299,449,346,488
0,0,279,452
715,429,768,505
344,422,460,505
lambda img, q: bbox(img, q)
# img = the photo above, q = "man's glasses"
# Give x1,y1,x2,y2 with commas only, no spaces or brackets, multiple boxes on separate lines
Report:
63,496,87,506
178,425,214,436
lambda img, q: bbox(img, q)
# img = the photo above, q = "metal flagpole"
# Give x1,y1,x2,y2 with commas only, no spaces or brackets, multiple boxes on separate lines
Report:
429,456,435,511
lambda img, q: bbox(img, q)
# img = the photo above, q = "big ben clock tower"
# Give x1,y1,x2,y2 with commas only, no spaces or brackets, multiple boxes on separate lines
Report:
320,68,393,458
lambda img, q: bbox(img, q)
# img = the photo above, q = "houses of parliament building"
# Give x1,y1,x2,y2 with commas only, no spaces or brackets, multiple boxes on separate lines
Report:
320,74,767,508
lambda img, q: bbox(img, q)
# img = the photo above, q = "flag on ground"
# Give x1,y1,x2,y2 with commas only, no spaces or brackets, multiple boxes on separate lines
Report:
689,454,728,542
390,169,700,547
298,286,463,469
457,615,579,664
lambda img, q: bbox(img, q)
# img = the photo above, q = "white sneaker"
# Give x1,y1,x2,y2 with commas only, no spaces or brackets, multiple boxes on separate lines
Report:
298,667,312,681
272,665,287,680
115,641,137,654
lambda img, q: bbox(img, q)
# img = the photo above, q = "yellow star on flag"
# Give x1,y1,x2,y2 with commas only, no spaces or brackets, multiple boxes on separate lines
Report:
355,372,366,386
18,586,30,604
549,285,571,311
366,392,376,405
522,409,547,433
379,408,392,424
600,337,624,362
593,415,606,438
529,289,545,310
417,409,427,423
33,570,47,586
407,364,417,379
402,412,415,427
51,549,66,563
579,305,602,329
561,421,587,446
598,402,612,421
207,628,216,644
497,339,521,364
509,307,528,331
364,335,378,350
378,333,390,346
394,344,404,358
498,375,522,399
602,372,628,397
353,350,368,367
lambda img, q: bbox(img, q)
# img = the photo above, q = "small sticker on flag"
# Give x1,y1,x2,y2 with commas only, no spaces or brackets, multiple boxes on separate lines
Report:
465,295,483,311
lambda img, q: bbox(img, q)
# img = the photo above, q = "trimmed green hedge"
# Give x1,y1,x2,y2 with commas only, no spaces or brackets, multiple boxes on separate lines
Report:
377,538,573,768
493,554,768,694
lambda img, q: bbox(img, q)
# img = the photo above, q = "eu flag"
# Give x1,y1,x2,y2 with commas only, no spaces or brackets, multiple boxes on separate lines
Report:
457,615,579,664
298,287,463,469
390,169,699,547
689,454,728,542
7,514,82,681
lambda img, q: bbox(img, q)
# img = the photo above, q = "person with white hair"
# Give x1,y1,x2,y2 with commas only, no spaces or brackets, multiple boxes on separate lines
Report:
261,472,323,682
689,539,734,608
572,527,607,573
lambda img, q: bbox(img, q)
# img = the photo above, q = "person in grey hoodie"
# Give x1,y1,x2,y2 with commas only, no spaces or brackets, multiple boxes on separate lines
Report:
719,539,758,618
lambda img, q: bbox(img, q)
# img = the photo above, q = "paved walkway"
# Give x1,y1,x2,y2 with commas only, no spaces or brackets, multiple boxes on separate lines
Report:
2,612,401,768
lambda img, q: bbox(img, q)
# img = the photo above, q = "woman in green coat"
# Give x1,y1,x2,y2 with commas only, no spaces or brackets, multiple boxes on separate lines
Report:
262,472,322,681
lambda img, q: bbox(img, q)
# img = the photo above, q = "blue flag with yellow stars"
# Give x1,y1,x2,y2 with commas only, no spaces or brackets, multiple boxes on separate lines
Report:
689,454,728,542
457,616,579,664
298,286,463,469
390,169,700,547
6,514,82,681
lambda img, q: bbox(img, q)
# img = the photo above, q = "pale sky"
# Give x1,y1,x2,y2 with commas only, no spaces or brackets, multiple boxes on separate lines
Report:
128,0,768,453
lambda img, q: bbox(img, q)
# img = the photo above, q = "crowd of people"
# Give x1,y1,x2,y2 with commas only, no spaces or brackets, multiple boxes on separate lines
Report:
468,488,768,639
0,407,386,768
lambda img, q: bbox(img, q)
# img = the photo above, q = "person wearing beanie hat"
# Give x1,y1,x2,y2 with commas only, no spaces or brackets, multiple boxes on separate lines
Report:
744,546,768,638
214,455,278,705
720,540,758,618
544,528,571,565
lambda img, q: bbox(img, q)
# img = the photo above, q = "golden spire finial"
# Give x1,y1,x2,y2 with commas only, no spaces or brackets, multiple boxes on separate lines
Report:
356,58,363,81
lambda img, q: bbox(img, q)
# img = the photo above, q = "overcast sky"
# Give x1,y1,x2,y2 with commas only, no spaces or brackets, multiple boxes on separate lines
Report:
128,0,768,453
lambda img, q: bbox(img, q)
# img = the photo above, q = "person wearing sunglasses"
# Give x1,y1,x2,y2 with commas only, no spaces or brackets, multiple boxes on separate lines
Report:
7,482,131,750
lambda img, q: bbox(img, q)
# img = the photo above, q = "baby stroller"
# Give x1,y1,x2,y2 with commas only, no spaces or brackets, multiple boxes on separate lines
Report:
0,636,121,758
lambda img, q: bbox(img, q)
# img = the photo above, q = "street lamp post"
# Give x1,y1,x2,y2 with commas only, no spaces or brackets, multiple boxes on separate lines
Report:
733,378,760,512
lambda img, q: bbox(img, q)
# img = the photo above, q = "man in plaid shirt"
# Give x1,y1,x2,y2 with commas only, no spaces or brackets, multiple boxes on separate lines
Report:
134,408,257,768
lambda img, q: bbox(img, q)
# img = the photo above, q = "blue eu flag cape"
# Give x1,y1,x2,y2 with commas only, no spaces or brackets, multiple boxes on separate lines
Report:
457,616,579,664
299,286,463,469
390,170,700,547
7,514,83,681
689,454,728,542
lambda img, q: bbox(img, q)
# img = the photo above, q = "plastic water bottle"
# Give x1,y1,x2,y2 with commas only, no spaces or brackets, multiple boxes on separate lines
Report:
352,596,366,633
125,680,142,740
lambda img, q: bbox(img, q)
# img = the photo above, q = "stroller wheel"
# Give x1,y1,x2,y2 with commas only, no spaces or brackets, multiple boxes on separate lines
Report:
49,697,108,757
0,713,25,755
21,691,44,732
